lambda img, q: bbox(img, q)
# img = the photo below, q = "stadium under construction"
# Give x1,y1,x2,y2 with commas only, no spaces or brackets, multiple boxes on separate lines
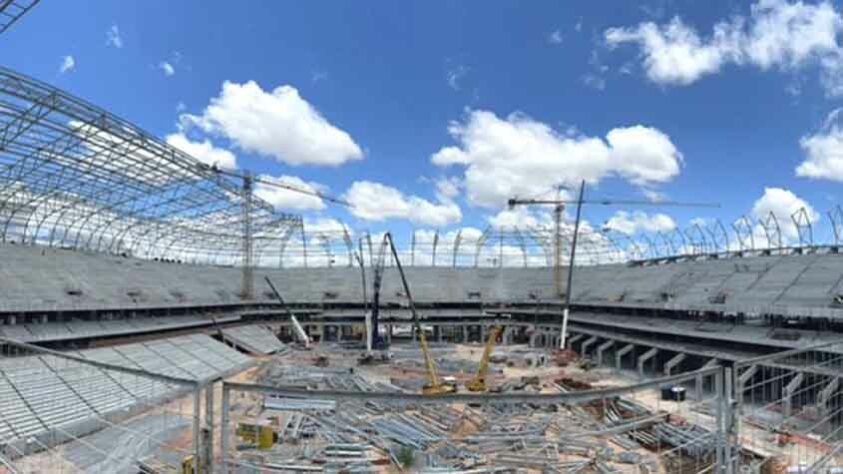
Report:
6,2,843,473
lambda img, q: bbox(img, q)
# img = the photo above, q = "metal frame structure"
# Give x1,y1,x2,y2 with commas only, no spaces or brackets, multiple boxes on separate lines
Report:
5,69,843,270
0,67,302,266
221,365,727,471
0,0,39,34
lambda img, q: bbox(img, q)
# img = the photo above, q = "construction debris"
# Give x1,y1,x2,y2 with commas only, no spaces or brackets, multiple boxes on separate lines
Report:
225,344,720,472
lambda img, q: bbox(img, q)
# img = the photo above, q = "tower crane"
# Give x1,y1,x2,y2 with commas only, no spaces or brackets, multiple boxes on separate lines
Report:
207,165,351,300
507,180,718,349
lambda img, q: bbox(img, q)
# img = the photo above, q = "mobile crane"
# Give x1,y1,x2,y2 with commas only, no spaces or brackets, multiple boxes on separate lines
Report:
265,276,311,348
382,232,457,395
466,325,503,392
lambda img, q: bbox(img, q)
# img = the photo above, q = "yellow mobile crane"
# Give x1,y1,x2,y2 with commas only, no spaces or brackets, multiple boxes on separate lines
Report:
383,232,457,396
466,325,503,392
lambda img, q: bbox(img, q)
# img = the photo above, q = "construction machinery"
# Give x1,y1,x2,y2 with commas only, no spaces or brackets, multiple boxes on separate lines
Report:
508,181,719,349
181,456,196,474
236,420,276,449
368,236,391,350
265,276,311,348
466,326,503,392
382,232,457,395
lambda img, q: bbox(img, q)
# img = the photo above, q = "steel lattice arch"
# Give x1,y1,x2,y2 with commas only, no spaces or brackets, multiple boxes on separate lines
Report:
0,0,39,34
0,67,303,266
5,66,843,270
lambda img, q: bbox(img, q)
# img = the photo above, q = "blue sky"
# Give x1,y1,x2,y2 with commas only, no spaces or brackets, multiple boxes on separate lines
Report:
7,0,843,250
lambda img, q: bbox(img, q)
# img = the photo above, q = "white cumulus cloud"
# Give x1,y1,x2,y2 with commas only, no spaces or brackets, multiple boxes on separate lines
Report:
159,61,175,76
604,210,677,235
430,109,682,208
304,217,350,235
605,0,843,94
344,180,462,226
751,187,818,241
434,176,461,200
488,207,551,229
165,133,237,170
797,108,843,180
254,175,326,211
59,55,75,74
182,81,363,166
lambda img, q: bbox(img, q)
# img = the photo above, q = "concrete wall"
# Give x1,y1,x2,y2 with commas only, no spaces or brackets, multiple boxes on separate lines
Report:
3,243,843,316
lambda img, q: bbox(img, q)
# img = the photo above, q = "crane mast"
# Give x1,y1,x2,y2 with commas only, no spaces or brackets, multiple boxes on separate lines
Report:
508,181,717,350
466,325,503,392
382,232,456,395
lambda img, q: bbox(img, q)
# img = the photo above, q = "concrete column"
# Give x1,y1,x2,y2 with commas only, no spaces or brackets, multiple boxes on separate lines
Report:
461,326,467,343
481,325,487,343
615,344,635,370
434,326,441,343
696,359,719,401
783,372,805,418
737,365,758,394
817,377,840,413
580,336,598,357
664,353,686,376
386,324,392,344
500,327,512,345
336,325,343,342
567,333,584,350
637,348,658,377
596,340,614,366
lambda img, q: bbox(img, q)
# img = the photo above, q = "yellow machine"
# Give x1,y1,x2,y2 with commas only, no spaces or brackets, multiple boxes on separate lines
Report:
237,421,275,449
181,456,196,474
466,326,503,392
383,232,457,396
418,327,458,395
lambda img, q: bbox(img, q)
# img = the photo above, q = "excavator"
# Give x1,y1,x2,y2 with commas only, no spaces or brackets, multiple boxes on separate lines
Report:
382,232,457,396
466,325,503,392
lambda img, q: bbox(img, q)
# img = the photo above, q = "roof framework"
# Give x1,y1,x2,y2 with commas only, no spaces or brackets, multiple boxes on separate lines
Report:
0,67,301,265
0,0,38,34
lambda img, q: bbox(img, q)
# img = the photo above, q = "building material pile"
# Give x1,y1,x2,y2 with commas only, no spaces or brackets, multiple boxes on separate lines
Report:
227,352,719,472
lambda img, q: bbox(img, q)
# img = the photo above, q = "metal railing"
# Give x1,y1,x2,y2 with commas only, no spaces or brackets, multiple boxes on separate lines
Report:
0,338,205,473
732,340,843,472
